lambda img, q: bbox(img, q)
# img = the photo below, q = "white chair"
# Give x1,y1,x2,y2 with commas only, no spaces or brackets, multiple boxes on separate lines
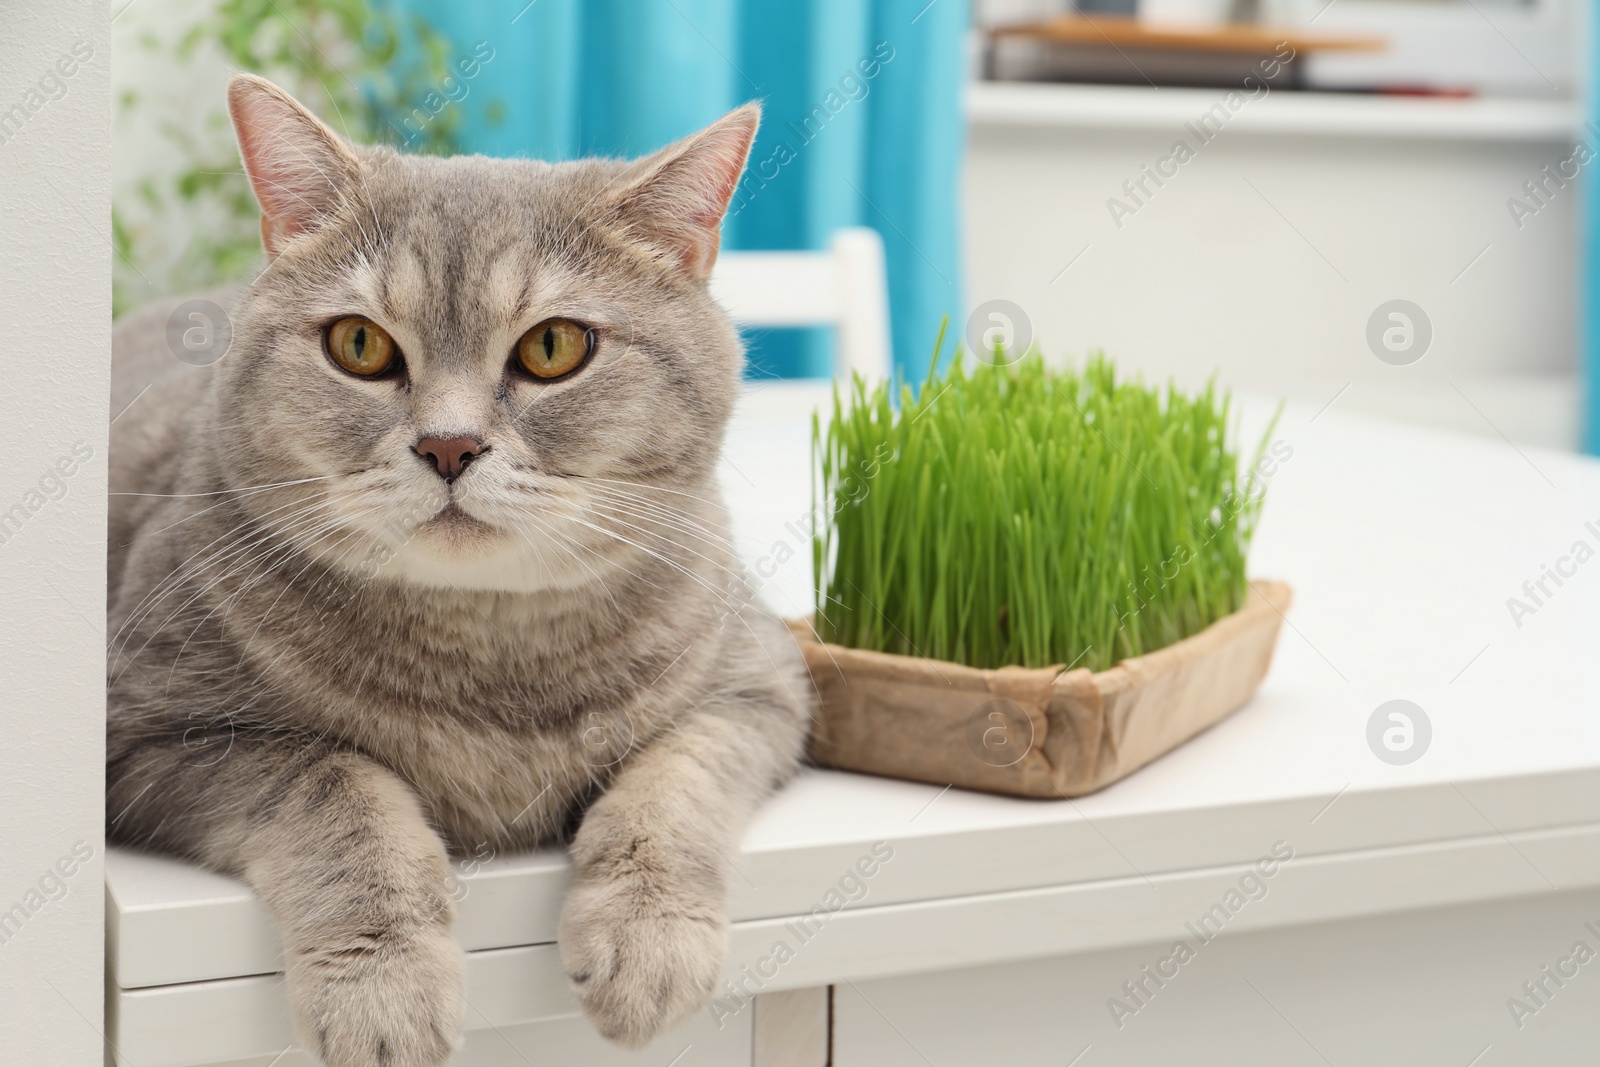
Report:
710,227,893,383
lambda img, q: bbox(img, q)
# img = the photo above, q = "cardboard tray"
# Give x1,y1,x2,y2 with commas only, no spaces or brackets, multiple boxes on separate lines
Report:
791,580,1292,799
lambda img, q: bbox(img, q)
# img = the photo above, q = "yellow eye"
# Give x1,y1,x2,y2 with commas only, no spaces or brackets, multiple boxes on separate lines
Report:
517,319,592,379
326,316,397,376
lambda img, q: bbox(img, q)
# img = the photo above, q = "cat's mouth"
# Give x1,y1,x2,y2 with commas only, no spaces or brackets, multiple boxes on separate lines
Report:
422,501,495,536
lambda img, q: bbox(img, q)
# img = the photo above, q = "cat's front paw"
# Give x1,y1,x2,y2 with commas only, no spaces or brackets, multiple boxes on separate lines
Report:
286,926,465,1067
559,874,726,1047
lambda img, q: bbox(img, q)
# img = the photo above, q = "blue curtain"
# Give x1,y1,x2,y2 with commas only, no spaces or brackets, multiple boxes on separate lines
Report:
385,0,967,380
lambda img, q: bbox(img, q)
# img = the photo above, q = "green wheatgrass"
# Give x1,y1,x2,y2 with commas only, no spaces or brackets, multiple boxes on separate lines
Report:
811,329,1277,672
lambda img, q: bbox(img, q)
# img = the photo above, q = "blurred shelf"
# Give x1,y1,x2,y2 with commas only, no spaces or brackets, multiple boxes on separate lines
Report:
967,80,1582,142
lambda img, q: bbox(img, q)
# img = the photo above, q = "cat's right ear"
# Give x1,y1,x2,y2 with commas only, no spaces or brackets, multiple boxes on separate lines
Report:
227,74,364,257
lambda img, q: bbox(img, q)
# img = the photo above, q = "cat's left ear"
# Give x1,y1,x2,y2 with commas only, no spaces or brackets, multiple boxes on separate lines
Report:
227,73,366,257
608,104,760,280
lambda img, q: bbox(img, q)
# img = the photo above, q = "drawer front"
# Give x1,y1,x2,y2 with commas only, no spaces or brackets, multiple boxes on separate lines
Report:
111,942,760,1067
832,890,1600,1066
117,997,752,1067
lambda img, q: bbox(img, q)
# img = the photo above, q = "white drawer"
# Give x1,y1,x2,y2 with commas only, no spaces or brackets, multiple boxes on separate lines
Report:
129,1010,753,1067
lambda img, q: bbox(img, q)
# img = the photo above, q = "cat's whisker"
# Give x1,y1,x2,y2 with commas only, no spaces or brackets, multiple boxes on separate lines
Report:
243,524,369,650
110,494,338,655
579,492,735,556
161,512,367,688
130,477,364,543
115,462,395,568
583,476,731,512
501,496,680,605
569,492,744,574
163,531,319,694
508,512,626,616
579,489,732,547
552,511,748,618
520,478,723,546
113,500,347,679
110,470,364,499
575,503,744,585
112,490,338,621
117,533,324,686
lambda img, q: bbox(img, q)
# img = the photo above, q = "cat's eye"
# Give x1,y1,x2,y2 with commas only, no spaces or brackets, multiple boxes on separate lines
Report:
516,319,592,380
325,316,398,377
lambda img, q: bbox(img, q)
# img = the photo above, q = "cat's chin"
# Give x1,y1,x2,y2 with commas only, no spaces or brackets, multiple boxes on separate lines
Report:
402,503,521,567
386,556,601,594
365,511,599,595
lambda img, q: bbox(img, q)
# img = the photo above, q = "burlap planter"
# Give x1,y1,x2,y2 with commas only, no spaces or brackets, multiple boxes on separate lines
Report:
792,580,1292,799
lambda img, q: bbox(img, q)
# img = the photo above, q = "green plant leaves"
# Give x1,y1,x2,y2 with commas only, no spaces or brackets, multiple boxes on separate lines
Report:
813,339,1275,672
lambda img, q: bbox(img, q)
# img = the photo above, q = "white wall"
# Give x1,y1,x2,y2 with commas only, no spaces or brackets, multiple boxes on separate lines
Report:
0,3,110,1064
964,87,1582,449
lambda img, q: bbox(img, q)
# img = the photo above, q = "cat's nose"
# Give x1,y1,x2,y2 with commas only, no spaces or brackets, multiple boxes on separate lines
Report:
413,435,485,482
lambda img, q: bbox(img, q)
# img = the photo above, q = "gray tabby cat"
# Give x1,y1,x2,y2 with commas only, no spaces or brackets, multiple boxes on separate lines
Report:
107,73,811,1066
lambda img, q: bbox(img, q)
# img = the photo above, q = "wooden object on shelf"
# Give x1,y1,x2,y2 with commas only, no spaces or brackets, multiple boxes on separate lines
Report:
990,16,1383,55
984,16,1384,88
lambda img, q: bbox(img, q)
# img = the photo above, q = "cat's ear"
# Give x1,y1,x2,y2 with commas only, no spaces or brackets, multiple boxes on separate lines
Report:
609,104,760,280
227,74,365,256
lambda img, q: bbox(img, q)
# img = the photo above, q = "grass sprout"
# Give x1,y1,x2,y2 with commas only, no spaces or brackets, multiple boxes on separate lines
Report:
811,331,1277,672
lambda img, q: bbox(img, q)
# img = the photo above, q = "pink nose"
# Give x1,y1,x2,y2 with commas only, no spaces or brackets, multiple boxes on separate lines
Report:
414,435,484,481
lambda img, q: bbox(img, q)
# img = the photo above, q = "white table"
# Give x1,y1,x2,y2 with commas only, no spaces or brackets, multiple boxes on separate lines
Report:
106,383,1600,1066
